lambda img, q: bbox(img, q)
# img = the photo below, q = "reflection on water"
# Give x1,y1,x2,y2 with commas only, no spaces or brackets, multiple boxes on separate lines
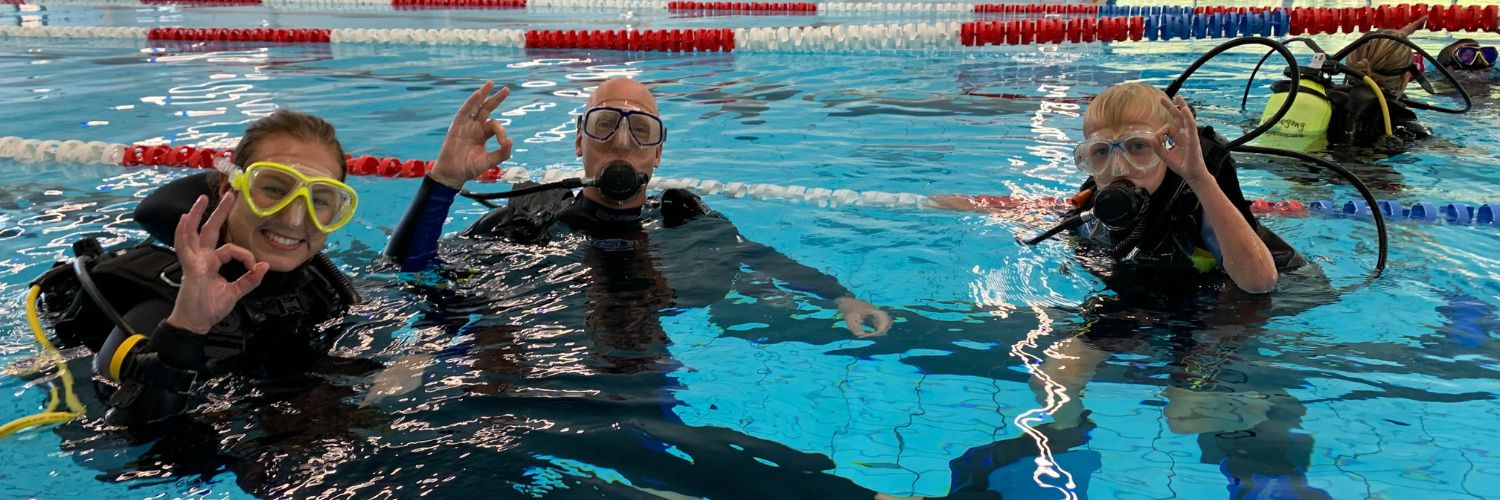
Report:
0,34,1499,498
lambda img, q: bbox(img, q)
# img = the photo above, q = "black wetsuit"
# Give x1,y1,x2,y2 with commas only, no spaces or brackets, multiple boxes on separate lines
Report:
379,176,879,497
1326,84,1429,148
386,176,855,300
54,173,358,431
1069,126,1306,296
946,127,1328,499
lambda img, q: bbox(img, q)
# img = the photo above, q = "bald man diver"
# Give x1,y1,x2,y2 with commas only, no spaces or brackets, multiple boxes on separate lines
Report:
385,78,891,336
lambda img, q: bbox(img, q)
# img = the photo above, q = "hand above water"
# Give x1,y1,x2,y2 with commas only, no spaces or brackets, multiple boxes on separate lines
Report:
429,81,514,190
838,297,893,338
165,193,269,334
1153,95,1211,186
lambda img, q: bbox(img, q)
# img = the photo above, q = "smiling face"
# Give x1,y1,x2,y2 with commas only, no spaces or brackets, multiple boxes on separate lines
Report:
220,133,344,272
575,78,664,209
1080,83,1174,194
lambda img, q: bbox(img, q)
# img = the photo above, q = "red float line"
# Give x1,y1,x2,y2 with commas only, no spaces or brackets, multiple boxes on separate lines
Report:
391,0,525,10
972,4,1097,15
523,28,735,52
117,143,500,179
666,1,814,13
960,16,1141,47
1286,5,1499,35
147,27,332,43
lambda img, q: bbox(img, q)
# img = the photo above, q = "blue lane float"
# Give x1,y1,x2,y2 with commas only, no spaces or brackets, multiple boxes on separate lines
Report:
1310,200,1498,226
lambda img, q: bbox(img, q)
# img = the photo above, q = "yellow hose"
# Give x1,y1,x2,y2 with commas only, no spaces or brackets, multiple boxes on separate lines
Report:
0,285,84,439
1361,75,1395,138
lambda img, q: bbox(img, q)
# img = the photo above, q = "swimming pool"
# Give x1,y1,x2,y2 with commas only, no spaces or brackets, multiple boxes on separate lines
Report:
2,1,1499,498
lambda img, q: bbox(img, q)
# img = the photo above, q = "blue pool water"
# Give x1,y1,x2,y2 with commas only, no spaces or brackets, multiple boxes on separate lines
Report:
2,2,1499,499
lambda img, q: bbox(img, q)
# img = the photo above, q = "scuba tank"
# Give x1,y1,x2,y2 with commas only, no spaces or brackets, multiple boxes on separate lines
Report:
1255,64,1335,152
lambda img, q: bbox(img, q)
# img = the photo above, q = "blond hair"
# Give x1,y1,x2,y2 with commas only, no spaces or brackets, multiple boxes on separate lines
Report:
1083,82,1176,132
1345,29,1414,95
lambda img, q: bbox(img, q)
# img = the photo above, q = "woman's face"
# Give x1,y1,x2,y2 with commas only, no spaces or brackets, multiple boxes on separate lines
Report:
1082,105,1169,194
220,134,343,272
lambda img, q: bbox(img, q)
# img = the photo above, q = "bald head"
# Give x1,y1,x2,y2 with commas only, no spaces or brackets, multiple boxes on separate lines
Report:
589,78,659,114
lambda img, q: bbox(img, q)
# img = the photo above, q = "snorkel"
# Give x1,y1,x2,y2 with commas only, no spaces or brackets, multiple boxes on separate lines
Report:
1027,36,1390,279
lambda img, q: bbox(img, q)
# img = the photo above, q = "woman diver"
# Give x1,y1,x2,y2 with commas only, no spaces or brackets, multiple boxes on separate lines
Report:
1326,19,1434,148
29,110,361,432
1434,38,1497,91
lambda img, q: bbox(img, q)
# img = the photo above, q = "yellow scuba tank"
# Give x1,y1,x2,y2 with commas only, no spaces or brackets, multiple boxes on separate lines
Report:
1254,66,1334,152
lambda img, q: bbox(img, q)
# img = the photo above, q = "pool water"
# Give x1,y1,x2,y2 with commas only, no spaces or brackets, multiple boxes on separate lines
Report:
2,2,1499,499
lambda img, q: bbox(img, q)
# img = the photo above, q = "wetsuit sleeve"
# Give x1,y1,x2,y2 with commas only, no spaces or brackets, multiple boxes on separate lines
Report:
92,299,208,428
384,176,461,272
717,218,853,301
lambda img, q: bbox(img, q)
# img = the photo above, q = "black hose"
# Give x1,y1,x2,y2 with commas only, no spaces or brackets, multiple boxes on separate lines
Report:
72,256,136,335
1028,37,1302,247
1240,37,1328,112
1165,36,1301,149
1113,37,1304,258
1235,145,1387,276
1023,213,1086,245
1332,32,1471,114
460,178,586,209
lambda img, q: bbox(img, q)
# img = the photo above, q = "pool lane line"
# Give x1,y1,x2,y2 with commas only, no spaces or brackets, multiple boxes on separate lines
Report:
5,11,1494,53
7,0,1498,33
3,136,1497,225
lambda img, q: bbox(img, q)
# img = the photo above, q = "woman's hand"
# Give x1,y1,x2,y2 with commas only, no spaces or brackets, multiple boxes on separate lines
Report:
1153,95,1212,186
429,81,515,189
165,193,270,334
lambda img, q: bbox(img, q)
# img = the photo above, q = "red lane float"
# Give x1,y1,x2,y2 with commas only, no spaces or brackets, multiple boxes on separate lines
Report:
119,144,448,178
973,4,1097,15
392,0,525,10
1288,5,1499,34
147,27,332,43
666,1,814,14
961,15,1139,46
524,28,734,52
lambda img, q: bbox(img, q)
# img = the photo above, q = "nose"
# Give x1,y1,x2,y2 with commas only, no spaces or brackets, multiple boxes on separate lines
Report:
273,196,309,229
1107,153,1131,177
607,125,635,149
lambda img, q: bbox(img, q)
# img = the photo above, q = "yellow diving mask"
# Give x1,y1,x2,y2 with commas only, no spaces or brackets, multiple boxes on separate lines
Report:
229,161,358,233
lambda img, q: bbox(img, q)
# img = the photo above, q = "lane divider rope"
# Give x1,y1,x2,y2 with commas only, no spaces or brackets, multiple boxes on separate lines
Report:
3,135,1496,225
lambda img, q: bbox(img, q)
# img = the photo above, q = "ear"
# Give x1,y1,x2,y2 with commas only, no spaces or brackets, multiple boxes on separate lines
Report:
1400,16,1427,35
575,132,583,157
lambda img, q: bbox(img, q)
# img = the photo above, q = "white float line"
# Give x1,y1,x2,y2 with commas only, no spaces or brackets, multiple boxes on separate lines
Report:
505,166,933,209
0,23,980,52
13,0,1000,14
0,136,934,209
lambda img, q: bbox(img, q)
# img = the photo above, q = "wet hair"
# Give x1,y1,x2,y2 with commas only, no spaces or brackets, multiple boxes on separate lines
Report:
230,109,347,180
1083,82,1176,133
1345,29,1415,95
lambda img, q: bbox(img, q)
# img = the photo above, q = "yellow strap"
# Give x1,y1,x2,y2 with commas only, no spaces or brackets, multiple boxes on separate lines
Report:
1360,75,1395,138
110,334,148,382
